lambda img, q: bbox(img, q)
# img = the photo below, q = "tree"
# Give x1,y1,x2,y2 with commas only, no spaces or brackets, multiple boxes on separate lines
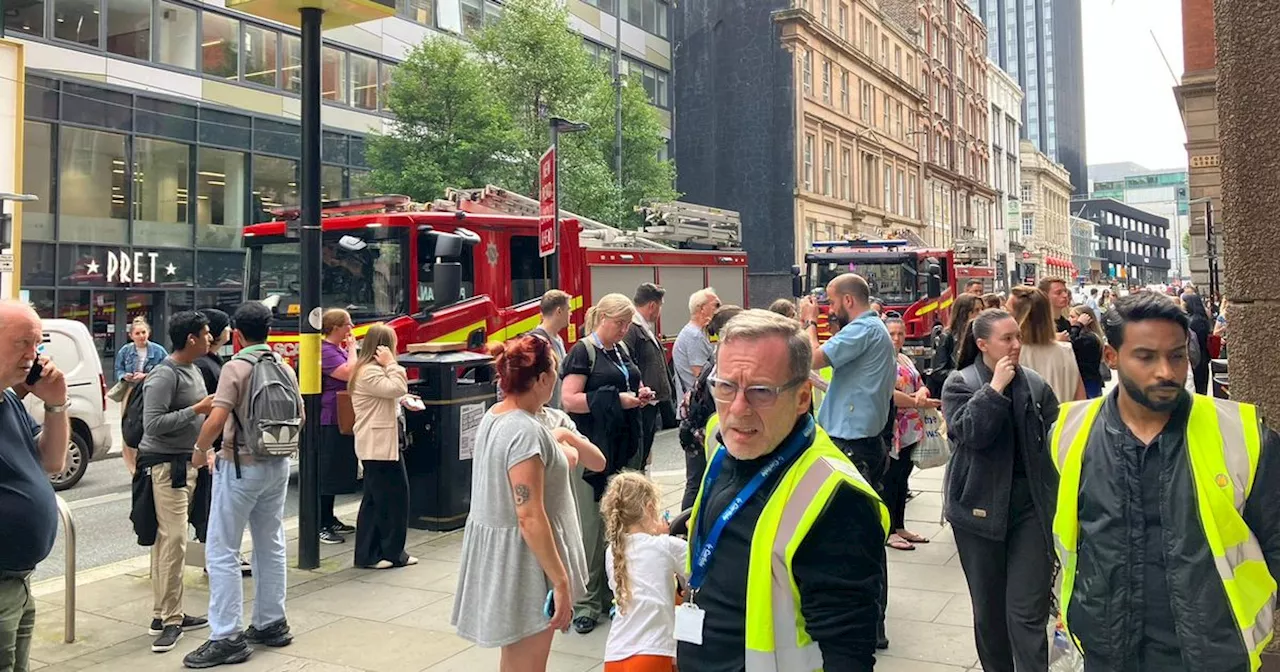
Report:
370,0,675,226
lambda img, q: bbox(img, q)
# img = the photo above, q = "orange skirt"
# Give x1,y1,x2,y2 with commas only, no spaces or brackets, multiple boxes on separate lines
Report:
603,655,677,672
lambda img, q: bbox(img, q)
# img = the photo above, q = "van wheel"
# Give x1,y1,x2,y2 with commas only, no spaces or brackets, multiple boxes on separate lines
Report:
50,431,90,491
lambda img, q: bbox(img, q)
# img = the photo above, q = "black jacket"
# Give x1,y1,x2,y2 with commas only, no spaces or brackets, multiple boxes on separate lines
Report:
941,361,1060,542
1068,326,1105,385
574,386,641,500
926,329,959,398
676,420,883,672
1065,392,1280,672
622,319,675,404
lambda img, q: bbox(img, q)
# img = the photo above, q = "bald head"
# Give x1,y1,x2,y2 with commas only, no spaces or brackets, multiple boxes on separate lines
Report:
0,300,40,329
0,300,43,388
827,273,871,307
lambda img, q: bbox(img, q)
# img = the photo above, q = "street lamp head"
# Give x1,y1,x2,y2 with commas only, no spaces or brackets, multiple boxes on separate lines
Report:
550,117,591,133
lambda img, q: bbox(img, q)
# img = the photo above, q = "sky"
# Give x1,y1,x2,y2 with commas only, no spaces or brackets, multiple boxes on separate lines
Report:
1080,0,1188,172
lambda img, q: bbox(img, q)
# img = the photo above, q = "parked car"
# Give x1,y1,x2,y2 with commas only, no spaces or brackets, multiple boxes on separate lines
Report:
23,319,112,490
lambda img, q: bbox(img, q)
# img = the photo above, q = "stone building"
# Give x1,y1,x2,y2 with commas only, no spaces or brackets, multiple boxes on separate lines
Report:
1173,0,1224,293
1017,139,1073,282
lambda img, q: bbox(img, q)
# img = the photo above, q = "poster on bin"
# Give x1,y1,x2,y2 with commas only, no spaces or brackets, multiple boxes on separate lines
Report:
458,402,485,461
539,147,556,257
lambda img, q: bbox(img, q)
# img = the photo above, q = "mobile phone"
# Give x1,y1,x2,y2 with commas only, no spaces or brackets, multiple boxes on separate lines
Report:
543,589,555,619
25,360,44,387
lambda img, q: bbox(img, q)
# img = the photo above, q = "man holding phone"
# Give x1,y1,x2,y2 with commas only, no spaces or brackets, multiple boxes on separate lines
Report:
0,300,70,672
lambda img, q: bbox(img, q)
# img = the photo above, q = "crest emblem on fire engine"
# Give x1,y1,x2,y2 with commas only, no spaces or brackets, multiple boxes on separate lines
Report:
486,242,500,267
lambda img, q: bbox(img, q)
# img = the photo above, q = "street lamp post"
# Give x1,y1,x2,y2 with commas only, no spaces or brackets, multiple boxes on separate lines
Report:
546,116,590,289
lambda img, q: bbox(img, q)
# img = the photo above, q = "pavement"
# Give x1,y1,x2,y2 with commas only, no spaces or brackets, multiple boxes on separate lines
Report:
27,443,982,672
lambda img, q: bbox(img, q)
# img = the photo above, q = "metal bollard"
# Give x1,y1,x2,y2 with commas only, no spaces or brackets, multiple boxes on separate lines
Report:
54,495,75,644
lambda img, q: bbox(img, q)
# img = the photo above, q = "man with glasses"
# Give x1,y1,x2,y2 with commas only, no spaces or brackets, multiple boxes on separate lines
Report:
799,272,897,649
678,310,888,672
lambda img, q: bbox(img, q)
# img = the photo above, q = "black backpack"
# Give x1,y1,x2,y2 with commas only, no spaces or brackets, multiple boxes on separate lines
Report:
678,360,718,450
120,361,175,448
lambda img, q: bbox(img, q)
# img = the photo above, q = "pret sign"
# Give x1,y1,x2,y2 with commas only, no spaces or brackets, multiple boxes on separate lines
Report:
538,147,556,258
83,250,180,285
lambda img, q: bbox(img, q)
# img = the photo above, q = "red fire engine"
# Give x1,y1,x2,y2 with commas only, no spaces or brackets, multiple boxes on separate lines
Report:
241,187,747,359
797,238,956,364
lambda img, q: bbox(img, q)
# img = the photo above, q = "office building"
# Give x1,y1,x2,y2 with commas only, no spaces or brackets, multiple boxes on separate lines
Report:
1018,139,1072,281
1069,215,1100,283
2,0,674,377
1073,197,1173,285
1089,165,1189,279
674,0,926,300
968,0,1087,194
987,58,1022,290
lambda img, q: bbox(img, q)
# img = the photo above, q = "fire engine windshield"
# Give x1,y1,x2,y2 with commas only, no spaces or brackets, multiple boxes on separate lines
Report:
251,232,407,322
810,258,918,305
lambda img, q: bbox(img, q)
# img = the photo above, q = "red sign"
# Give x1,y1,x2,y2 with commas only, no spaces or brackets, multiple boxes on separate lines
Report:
538,147,556,258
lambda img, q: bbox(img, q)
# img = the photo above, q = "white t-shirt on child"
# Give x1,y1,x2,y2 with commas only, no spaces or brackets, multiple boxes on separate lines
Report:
604,533,690,662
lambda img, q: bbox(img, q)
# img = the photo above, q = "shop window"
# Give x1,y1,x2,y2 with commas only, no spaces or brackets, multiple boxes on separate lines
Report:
25,76,58,120
132,138,192,248
21,122,55,241
509,236,548,305
251,156,298,223
321,47,347,103
199,109,252,150
196,148,248,248
202,13,240,80
156,1,197,70
26,290,56,319
243,25,279,88
350,53,378,111
57,292,91,342
63,83,131,131
282,34,301,93
21,243,57,288
58,127,128,245
137,97,197,141
8,0,44,38
53,0,100,47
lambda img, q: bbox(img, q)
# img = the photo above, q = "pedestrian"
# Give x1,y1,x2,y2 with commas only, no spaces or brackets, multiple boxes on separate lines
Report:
940,308,1060,672
870,298,884,316
1214,298,1230,358
982,293,1004,310
528,289,572,409
1040,276,1097,394
1100,288,1112,313
1068,305,1106,398
676,304,744,509
680,309,888,671
1182,293,1213,394
0,301,70,672
349,325,420,570
927,293,982,398
116,317,169,476
600,472,686,672
1048,292,1280,671
965,279,985,297
883,317,940,552
318,308,360,544
1008,286,1086,402
561,294,651,634
768,298,797,320
798,273,896,649
1085,287,1100,313
184,303,301,668
624,283,675,471
452,335,589,672
136,311,215,653
672,288,719,509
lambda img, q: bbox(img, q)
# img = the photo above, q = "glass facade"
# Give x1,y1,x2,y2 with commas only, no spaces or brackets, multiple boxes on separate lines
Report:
19,75,371,380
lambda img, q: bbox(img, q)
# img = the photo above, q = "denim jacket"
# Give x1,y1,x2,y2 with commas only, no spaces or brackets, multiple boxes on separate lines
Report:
115,341,169,382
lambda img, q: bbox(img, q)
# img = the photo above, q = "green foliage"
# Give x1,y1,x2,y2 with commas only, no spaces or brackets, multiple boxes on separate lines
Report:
368,0,676,227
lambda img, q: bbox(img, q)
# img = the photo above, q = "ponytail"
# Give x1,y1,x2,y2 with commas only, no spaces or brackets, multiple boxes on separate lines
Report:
956,308,1013,369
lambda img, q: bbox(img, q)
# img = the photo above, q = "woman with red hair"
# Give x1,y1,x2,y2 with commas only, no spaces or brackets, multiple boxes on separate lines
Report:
452,335,591,672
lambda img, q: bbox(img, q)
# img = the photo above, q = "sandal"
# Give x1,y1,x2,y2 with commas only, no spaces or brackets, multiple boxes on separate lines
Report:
886,534,916,551
897,530,930,544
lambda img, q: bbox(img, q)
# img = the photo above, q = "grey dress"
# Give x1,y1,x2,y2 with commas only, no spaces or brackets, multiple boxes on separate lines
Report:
452,409,589,647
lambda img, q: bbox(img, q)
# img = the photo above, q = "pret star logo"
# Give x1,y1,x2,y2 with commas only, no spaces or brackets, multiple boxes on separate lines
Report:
165,263,178,276
85,259,101,275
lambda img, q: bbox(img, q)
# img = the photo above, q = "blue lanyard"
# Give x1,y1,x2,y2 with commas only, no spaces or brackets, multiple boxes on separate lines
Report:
689,416,815,593
591,334,630,388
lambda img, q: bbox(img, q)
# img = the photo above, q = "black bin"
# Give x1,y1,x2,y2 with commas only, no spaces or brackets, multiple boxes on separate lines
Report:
398,351,496,531
1211,358,1229,399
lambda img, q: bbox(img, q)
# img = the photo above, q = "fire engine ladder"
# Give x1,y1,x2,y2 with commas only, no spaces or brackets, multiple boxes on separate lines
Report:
443,185,674,250
637,201,742,249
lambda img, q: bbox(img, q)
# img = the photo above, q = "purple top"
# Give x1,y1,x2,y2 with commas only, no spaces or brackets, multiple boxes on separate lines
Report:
321,340,349,426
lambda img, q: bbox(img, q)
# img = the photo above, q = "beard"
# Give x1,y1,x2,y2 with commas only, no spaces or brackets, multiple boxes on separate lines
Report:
1118,369,1188,413
830,306,851,330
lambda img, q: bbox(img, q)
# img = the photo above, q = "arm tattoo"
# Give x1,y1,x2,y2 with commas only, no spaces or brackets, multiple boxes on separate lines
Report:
513,484,531,506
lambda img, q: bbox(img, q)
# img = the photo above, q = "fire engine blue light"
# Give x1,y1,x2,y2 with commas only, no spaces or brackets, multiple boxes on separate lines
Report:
811,239,910,249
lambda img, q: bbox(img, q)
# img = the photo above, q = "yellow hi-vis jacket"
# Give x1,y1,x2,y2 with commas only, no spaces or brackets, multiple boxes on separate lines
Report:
811,367,833,413
1049,395,1276,670
691,414,890,671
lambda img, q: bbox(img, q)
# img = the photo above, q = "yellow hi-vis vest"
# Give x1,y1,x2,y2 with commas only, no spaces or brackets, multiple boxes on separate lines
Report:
693,414,890,671
1049,395,1275,670
812,367,833,414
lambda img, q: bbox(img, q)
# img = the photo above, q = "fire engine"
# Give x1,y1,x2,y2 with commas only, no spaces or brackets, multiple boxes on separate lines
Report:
795,238,955,364
241,186,747,360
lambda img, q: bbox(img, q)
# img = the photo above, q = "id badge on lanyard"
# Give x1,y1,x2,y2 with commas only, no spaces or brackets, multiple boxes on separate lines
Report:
592,334,630,389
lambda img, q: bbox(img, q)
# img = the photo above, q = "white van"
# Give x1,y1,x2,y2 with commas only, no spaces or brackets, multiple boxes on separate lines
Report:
22,319,113,490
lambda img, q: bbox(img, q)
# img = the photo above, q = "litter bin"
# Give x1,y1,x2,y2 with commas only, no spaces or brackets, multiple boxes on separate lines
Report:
1211,358,1229,399
398,351,497,531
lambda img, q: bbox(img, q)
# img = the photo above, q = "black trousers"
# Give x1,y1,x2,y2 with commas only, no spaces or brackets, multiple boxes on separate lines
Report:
952,479,1052,672
883,443,916,531
631,405,662,471
831,435,890,645
354,457,410,568
681,443,706,512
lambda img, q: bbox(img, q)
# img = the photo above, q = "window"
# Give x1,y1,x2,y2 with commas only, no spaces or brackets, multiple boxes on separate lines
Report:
58,127,128,244
510,236,550,304
821,0,830,25
894,102,903,138
908,174,917,218
321,165,345,201
1022,215,1034,237
282,34,301,93
882,92,890,130
894,46,902,76
860,81,872,121
862,153,877,205
196,148,248,248
379,62,396,110
7,0,43,38
803,135,814,191
884,165,892,211
63,82,131,130
623,57,670,108
243,25,278,88
54,0,100,47
841,148,851,201
251,156,298,222
838,4,848,39
460,0,484,34
132,138,191,247
897,169,905,215
1021,182,1031,202
398,0,434,25
21,122,54,241
322,47,348,103
803,50,813,96
823,141,834,196
881,36,889,66
107,0,151,60
822,60,831,104
840,71,850,113
350,53,378,110
202,13,240,80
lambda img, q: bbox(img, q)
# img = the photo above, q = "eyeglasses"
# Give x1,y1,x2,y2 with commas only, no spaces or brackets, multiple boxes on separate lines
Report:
707,375,807,408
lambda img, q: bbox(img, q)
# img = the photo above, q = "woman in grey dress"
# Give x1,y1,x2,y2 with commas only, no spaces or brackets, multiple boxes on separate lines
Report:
453,335,590,671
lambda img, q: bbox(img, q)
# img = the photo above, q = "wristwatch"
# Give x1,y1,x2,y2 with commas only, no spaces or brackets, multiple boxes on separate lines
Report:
44,401,69,414
804,320,818,329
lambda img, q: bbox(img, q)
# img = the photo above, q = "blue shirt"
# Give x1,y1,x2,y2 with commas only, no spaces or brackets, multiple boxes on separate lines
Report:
817,310,897,440
0,389,55,572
